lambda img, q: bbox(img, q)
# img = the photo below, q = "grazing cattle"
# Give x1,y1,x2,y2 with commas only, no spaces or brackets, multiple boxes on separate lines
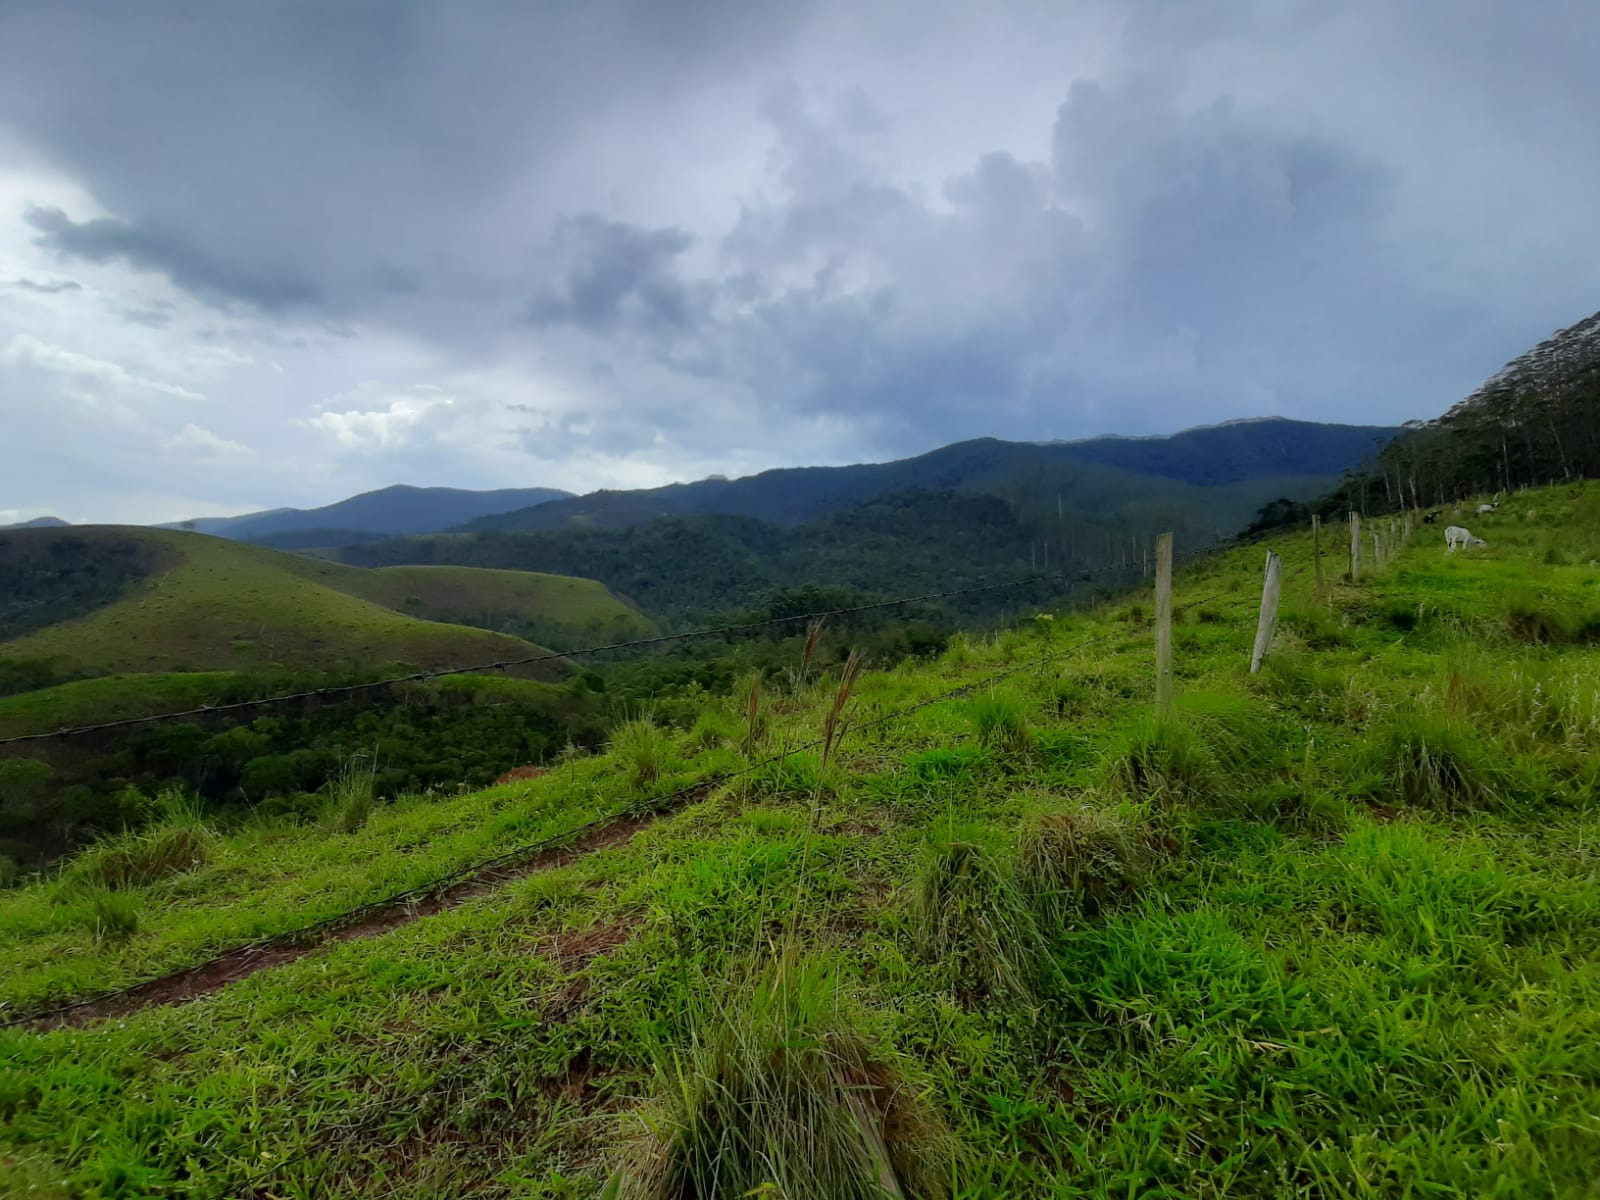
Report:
1444,525,1486,552
1422,511,1440,524
1477,502,1499,514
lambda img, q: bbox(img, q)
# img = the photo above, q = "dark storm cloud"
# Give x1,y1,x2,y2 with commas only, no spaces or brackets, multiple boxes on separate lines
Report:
528,215,702,333
6,277,80,293
25,206,321,310
2,0,1599,495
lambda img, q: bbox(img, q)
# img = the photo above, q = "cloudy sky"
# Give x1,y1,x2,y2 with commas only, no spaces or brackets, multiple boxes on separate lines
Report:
1,0,1597,525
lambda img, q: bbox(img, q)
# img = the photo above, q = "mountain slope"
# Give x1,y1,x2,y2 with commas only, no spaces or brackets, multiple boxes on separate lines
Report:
172,484,573,541
465,418,1394,534
1317,307,1600,513
0,528,644,680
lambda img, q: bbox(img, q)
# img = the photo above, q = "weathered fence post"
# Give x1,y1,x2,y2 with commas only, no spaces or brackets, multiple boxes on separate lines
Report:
1349,512,1362,580
1371,529,1380,572
1250,550,1283,674
1312,514,1324,594
1154,531,1174,717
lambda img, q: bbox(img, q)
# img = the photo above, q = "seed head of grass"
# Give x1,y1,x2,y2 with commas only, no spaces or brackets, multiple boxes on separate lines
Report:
609,952,957,1200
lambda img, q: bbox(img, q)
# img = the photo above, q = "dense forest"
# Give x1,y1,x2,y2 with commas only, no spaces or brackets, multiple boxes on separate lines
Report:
1316,309,1600,516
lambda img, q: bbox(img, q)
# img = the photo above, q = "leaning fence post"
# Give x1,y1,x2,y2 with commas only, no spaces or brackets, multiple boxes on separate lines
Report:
1349,512,1362,580
1312,514,1324,595
1154,531,1174,717
1250,550,1283,674
1371,529,1381,571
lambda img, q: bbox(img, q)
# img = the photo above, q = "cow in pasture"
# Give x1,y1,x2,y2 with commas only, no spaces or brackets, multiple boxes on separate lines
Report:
1444,525,1486,552
1477,502,1499,514
1422,511,1440,524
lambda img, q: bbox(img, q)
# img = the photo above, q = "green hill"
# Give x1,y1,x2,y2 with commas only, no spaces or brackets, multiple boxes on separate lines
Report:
0,526,650,681
2,484,1596,1196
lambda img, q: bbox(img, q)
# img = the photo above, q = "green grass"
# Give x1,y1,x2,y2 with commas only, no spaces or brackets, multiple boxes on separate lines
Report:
0,527,647,682
1,484,1598,1197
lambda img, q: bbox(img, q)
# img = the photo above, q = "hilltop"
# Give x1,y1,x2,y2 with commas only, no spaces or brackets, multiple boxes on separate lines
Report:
168,483,573,544
465,417,1394,534
0,526,646,682
1,484,1596,1195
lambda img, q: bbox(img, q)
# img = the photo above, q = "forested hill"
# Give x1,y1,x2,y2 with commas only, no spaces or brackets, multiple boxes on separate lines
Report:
463,418,1396,534
1323,307,1600,512
168,484,573,542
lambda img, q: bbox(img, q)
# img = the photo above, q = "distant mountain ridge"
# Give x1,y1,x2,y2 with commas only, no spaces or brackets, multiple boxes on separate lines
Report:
0,516,69,530
167,484,573,542
464,418,1397,534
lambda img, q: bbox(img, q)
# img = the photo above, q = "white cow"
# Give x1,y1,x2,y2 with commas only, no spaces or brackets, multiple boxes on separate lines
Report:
1477,502,1499,514
1445,525,1486,552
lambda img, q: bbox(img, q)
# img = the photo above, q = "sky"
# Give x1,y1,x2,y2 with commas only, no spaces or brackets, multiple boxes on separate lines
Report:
1,1,1597,525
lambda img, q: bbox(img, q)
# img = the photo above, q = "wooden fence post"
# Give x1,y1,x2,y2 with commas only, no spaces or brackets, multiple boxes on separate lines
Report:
1371,529,1380,571
1349,512,1362,580
1250,551,1283,674
1312,514,1324,594
1154,531,1174,717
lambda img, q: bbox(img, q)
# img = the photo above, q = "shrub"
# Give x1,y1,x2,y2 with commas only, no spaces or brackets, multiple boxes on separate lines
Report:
609,717,675,789
1364,712,1507,811
966,691,1030,754
1017,799,1155,926
608,953,956,1200
908,829,1045,1001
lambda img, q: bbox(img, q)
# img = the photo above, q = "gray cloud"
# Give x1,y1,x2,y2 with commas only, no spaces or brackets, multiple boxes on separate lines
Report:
7,277,80,293
25,205,320,310
528,215,702,333
1,0,1598,520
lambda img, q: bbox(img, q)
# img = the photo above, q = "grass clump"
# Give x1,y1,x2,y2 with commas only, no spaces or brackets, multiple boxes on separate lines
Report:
908,828,1045,1002
609,717,676,789
609,953,956,1200
1364,711,1507,811
1501,586,1592,644
966,690,1030,754
322,753,377,833
86,889,140,941
66,790,213,890
1108,715,1214,803
1017,798,1156,926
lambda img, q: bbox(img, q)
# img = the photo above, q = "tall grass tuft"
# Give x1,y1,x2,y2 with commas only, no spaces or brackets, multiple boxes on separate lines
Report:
609,717,676,790
1017,798,1154,927
87,889,139,942
608,953,957,1200
1364,711,1506,811
323,752,377,833
1108,715,1214,802
67,789,214,890
1502,586,1583,644
967,690,1030,754
908,828,1045,1001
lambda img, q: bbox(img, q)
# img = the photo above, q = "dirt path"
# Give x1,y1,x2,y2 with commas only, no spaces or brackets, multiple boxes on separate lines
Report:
22,805,677,1033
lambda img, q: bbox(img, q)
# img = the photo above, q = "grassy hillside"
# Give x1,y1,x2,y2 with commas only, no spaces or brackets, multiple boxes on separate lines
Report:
0,527,648,681
274,557,651,650
1,484,1596,1196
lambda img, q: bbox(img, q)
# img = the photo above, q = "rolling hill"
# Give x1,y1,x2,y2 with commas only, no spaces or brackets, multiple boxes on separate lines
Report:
167,483,573,542
0,526,649,682
3,484,1597,1196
